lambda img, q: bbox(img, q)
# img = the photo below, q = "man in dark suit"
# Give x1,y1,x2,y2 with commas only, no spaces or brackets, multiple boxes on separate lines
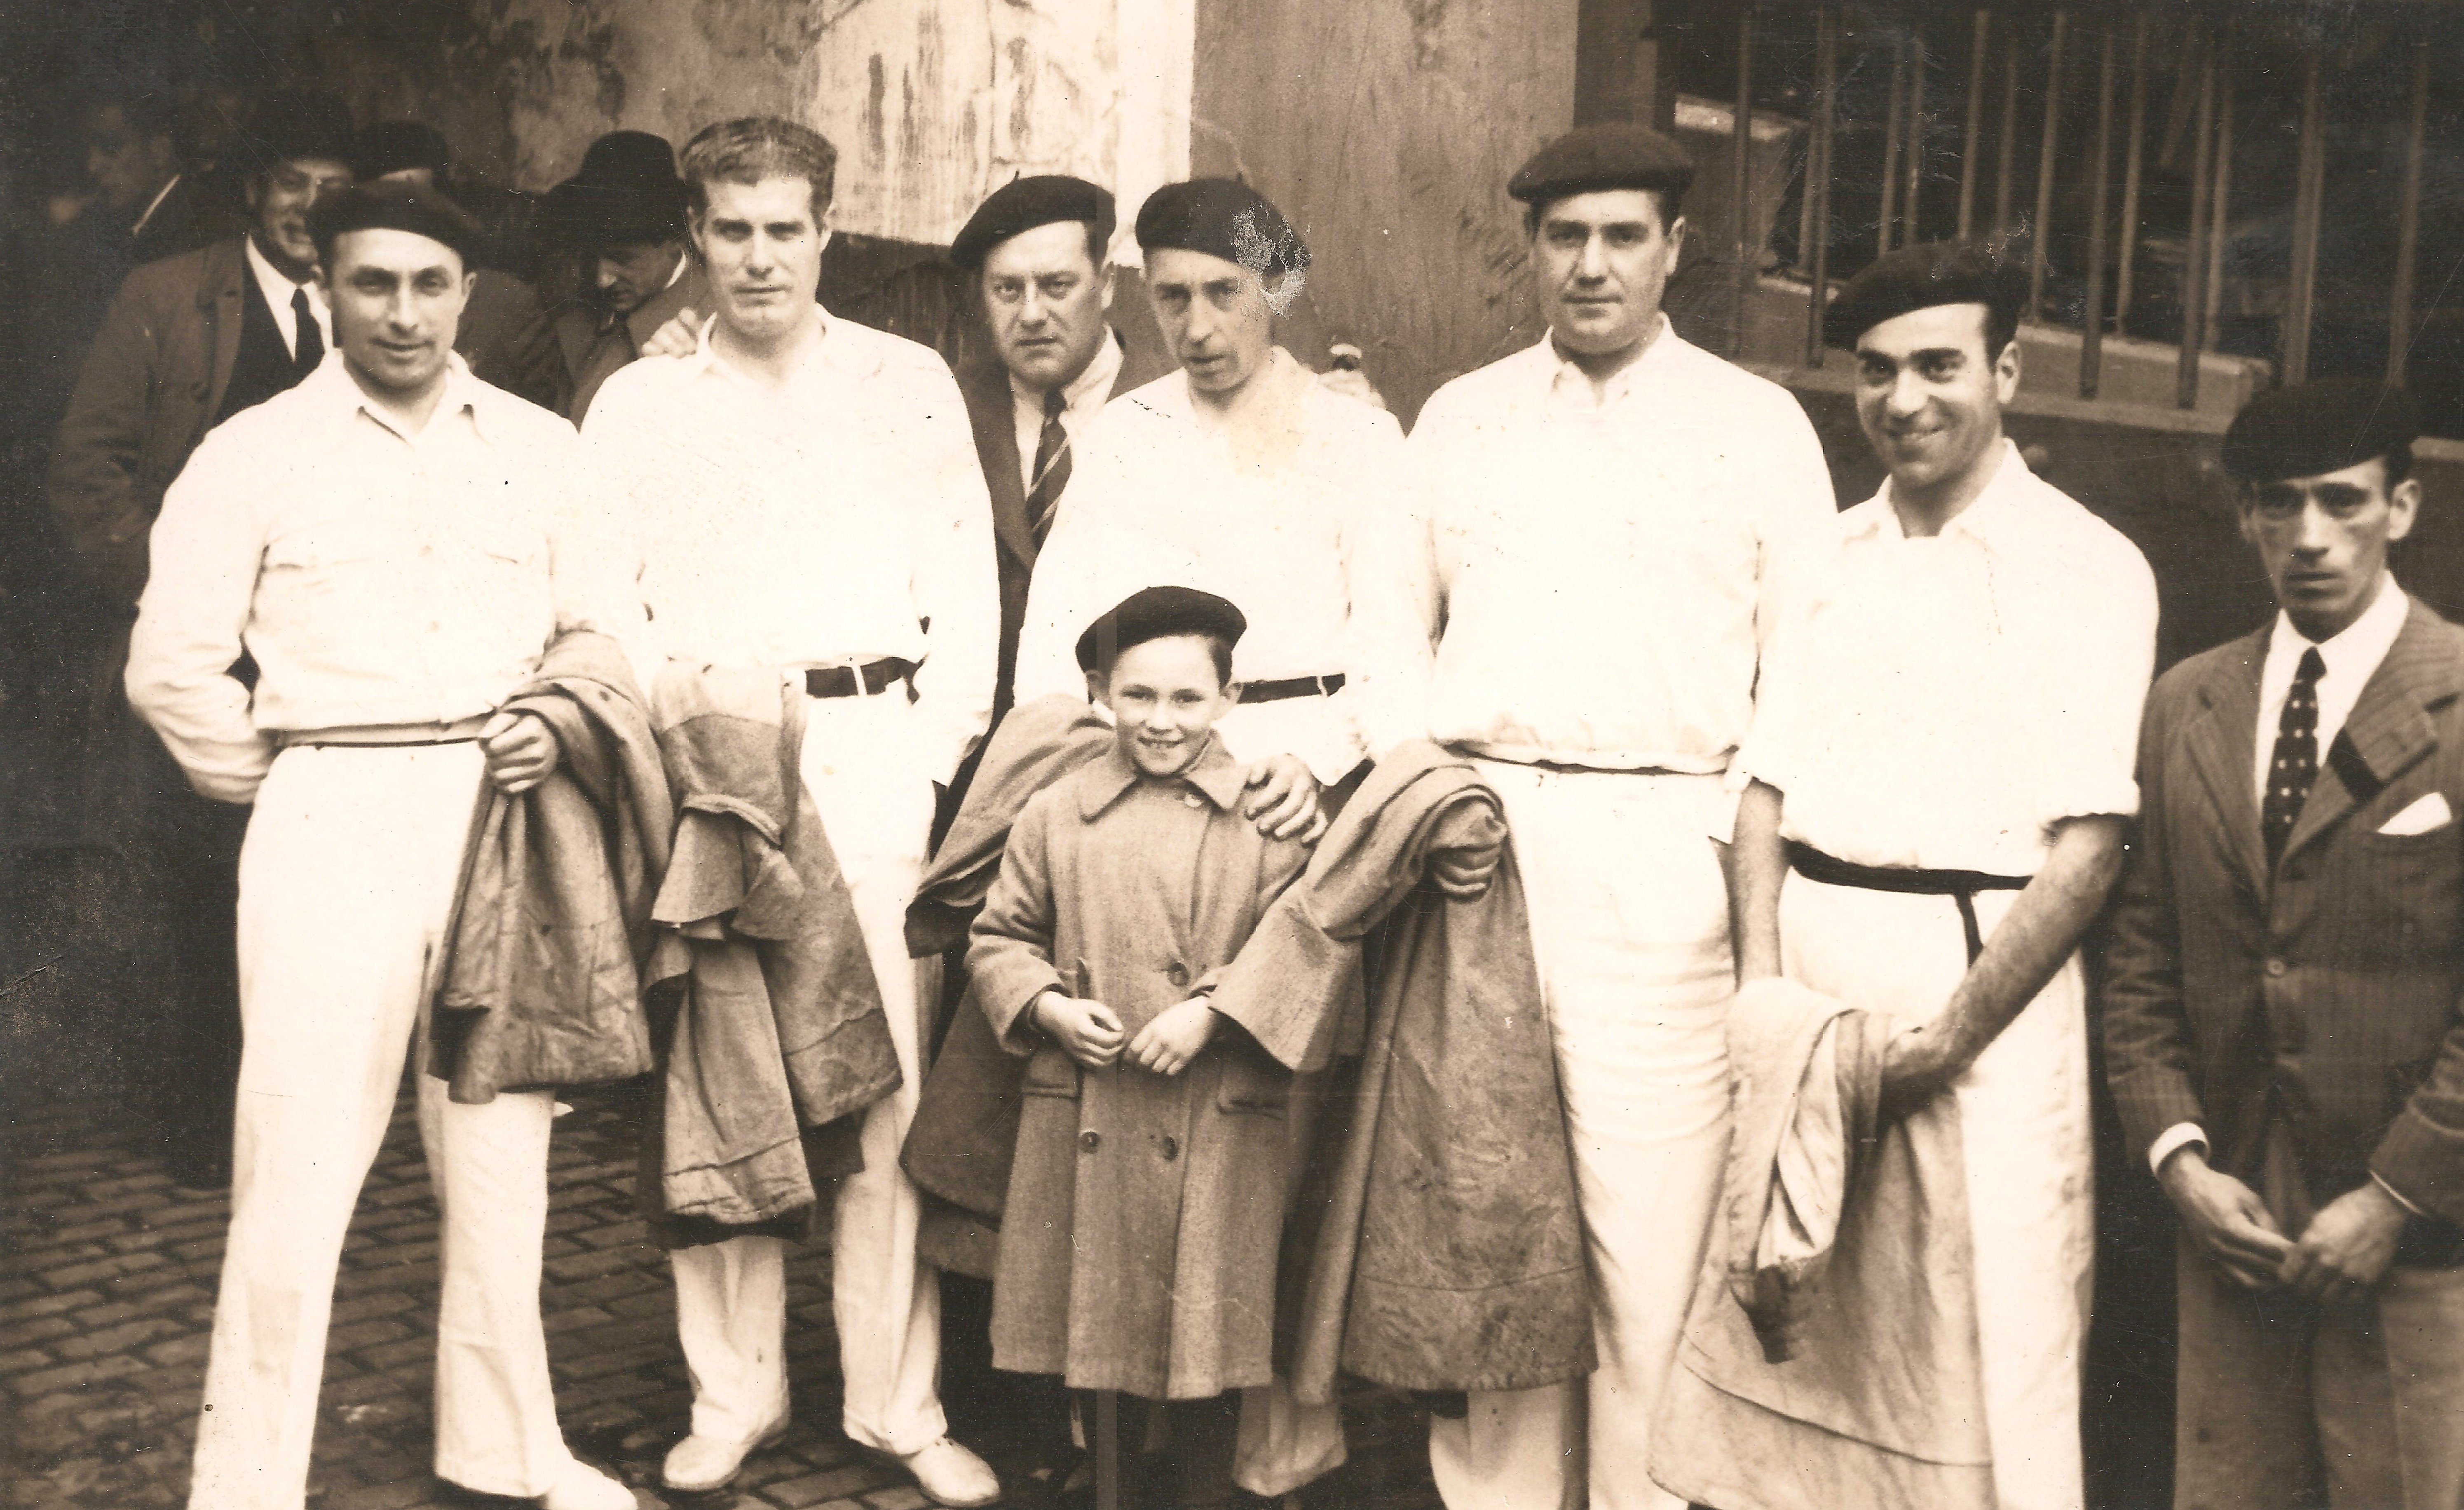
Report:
541,130,708,423
943,175,1159,721
45,89,356,1195
2105,378,2464,1509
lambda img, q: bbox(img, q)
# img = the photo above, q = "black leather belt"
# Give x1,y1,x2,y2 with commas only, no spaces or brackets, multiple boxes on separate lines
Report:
803,658,917,699
1238,672,1345,705
1784,841,2029,965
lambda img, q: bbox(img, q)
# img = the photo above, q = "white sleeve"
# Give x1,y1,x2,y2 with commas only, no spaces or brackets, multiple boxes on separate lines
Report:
907,364,1000,785
124,432,276,804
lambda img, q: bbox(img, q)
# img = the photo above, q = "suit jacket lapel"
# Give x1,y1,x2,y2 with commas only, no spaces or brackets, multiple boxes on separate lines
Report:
2184,628,2269,901
2283,601,2464,862
962,359,1040,572
205,239,247,427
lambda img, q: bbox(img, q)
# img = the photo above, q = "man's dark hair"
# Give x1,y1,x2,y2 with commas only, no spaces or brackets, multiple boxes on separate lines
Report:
1523,183,1685,239
679,117,837,224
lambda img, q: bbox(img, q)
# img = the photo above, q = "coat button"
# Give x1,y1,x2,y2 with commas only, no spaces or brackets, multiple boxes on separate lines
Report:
1165,963,1189,988
1080,1130,1101,1153
1160,1136,1179,1162
2265,958,2288,978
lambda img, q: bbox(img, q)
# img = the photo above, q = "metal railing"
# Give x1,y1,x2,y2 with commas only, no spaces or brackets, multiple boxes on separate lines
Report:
1727,5,2440,410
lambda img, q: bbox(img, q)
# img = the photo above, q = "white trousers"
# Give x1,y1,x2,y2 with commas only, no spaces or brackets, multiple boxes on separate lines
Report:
1430,764,1736,1510
670,689,947,1456
188,743,578,1510
1779,876,2093,1510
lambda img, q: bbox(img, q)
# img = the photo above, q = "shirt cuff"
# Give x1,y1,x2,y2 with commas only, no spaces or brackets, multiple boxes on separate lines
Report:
2374,1172,2428,1217
2148,1122,2208,1179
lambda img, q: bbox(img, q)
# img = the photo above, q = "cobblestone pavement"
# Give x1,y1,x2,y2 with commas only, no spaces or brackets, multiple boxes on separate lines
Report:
1,1082,1449,1510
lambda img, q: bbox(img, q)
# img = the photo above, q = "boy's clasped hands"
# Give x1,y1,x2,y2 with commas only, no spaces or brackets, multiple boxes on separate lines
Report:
1033,990,1221,1077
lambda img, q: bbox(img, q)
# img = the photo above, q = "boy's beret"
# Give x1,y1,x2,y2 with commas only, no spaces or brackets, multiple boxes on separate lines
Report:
1076,585,1249,673
2222,379,2419,484
952,175,1115,272
1135,178,1309,281
1507,122,1695,207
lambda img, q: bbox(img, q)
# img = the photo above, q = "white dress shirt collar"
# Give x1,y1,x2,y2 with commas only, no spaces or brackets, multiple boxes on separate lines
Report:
299,348,494,445
1544,315,1671,411
1012,327,1121,418
1856,439,2037,552
244,234,329,359
689,302,891,391
2253,571,2410,801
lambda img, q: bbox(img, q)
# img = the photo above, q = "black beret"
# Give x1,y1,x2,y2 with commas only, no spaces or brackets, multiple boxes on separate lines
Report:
354,121,451,182
1075,585,1248,674
237,89,355,178
1135,178,1309,280
1507,122,1695,207
307,181,486,269
2222,379,2419,484
547,131,688,247
1823,239,2027,350
952,174,1114,272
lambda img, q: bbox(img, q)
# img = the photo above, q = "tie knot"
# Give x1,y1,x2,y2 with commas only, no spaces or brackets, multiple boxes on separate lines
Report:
2296,646,2326,687
1042,386,1067,421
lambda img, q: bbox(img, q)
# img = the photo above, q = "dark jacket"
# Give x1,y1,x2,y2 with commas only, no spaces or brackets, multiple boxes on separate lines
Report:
1651,979,1993,1510
1206,741,1593,1401
551,262,709,423
902,695,1116,1277
952,333,1154,716
129,176,243,268
47,236,252,609
643,663,904,1244
2106,601,2464,1232
429,632,673,1103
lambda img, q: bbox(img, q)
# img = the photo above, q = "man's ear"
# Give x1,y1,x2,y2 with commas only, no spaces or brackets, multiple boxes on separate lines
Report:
1098,261,1116,313
2389,474,2424,545
1084,669,1111,709
1221,679,1245,706
1995,337,2023,404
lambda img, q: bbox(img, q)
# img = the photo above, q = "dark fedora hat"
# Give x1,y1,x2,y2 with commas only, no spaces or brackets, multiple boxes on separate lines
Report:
546,130,689,247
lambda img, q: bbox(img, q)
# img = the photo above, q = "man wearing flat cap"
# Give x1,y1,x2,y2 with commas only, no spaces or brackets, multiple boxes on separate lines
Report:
127,181,635,1510
45,87,359,1198
1013,178,1423,859
1375,121,1837,1510
2105,378,2464,1510
1653,239,2157,1510
542,130,707,422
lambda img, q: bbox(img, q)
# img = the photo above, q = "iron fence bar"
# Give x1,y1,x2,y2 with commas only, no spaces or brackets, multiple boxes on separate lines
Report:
2201,29,2236,366
2283,52,2325,385
2027,11,2068,319
1878,30,1908,256
2114,13,2151,334
1805,7,1839,367
1903,31,1928,244
2176,38,2216,409
1993,24,2020,236
2082,22,2117,398
1958,9,1989,240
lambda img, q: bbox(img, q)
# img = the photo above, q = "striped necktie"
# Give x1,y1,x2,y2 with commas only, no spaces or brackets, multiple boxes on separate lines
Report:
2262,646,2326,870
1028,387,1072,546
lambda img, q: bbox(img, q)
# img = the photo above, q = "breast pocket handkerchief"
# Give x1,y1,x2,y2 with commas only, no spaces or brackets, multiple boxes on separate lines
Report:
2379,791,2455,836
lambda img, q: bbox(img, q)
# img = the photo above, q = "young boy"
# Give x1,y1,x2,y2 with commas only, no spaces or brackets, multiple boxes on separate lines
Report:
966,585,1314,1507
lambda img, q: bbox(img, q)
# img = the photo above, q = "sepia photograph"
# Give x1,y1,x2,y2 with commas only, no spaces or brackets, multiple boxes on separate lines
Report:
3,2,2463,1508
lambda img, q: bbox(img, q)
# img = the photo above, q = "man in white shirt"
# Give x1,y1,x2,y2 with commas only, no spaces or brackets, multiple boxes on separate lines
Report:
126,182,633,1510
1013,178,1422,848
581,116,1003,1508
2107,379,2464,1510
1379,122,1838,1510
1663,240,2158,1510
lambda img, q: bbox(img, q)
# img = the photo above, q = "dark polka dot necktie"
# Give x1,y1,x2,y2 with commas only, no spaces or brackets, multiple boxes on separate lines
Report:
1027,386,1071,547
2262,646,2325,871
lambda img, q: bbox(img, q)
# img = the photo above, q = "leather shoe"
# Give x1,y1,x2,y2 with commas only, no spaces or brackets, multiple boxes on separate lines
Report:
538,1458,637,1510
898,1437,1001,1507
661,1417,789,1494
